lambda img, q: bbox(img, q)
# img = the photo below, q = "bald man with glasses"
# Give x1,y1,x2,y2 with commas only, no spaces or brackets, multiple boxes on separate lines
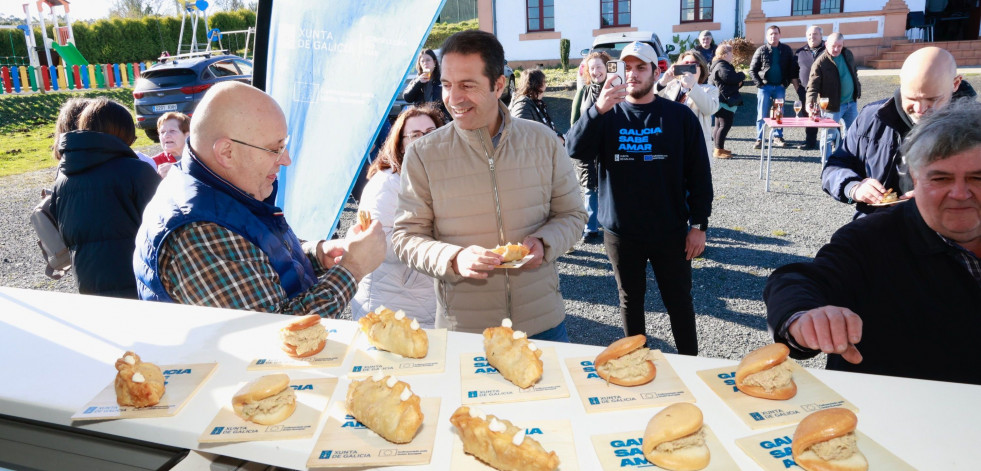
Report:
135,81,385,316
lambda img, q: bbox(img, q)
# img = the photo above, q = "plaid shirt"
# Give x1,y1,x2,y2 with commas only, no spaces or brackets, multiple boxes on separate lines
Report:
158,221,355,316
937,233,981,287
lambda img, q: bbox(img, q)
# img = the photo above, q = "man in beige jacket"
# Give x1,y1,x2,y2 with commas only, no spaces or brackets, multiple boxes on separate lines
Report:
392,30,586,340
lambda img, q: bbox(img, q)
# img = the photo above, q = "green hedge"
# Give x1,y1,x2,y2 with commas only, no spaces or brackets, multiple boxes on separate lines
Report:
0,9,256,65
424,19,478,50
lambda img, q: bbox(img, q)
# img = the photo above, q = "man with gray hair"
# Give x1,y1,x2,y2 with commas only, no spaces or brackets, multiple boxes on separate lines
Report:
806,32,861,158
764,99,981,385
822,46,965,219
793,25,824,150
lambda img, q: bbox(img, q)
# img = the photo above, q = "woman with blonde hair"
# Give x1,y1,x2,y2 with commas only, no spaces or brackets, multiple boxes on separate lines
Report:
709,42,745,158
656,50,720,162
569,50,611,241
352,104,445,327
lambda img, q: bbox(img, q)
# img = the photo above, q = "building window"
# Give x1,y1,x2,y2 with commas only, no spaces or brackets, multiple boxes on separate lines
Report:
681,0,713,23
527,0,555,32
601,0,630,28
791,0,843,16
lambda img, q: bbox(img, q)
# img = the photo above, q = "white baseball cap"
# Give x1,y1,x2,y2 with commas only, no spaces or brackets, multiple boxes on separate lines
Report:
619,41,657,64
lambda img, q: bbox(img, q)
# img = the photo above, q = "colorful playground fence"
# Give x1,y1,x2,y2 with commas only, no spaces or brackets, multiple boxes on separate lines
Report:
0,61,151,94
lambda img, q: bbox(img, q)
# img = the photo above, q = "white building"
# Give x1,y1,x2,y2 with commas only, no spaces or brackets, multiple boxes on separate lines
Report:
475,0,979,67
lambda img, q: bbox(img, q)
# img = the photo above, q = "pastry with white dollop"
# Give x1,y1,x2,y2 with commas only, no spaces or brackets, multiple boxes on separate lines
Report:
358,306,429,358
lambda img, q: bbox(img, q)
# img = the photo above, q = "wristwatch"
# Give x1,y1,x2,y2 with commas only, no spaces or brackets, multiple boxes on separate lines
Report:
691,223,707,231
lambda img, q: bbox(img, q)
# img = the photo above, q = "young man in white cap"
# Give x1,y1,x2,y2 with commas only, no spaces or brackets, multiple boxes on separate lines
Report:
566,41,714,355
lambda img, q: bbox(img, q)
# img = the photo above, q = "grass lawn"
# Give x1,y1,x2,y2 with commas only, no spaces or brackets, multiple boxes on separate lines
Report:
0,89,154,177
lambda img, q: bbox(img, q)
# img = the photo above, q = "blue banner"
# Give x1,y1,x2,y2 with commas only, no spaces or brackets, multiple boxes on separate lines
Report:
266,0,445,240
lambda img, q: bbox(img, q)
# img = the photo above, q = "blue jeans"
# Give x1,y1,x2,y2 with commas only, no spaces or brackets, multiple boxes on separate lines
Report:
756,84,786,139
528,319,570,343
823,100,859,158
584,187,599,233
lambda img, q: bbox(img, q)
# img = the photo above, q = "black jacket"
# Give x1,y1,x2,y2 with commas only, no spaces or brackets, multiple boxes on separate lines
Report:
794,41,824,86
50,131,160,298
566,98,713,240
821,94,912,219
508,95,560,137
765,201,981,385
402,73,449,119
806,48,862,112
750,42,797,88
571,83,602,189
709,59,745,107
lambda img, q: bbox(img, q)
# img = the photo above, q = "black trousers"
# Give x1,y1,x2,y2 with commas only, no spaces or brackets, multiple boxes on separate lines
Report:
713,108,734,149
795,84,818,146
603,230,698,355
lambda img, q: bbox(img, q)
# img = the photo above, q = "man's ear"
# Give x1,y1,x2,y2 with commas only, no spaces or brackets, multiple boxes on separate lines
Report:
953,74,964,93
494,75,506,98
211,138,235,170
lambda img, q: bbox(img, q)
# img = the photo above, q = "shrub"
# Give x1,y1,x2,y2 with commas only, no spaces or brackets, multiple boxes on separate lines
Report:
728,37,757,69
669,34,698,62
425,19,479,50
559,38,570,72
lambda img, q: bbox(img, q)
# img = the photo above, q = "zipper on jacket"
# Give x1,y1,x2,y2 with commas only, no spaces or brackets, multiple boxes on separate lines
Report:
475,128,512,320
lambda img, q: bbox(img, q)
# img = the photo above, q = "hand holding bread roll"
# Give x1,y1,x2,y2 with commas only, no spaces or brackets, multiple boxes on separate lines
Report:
792,408,868,471
483,318,543,389
114,351,166,408
232,374,296,425
735,343,798,400
643,403,710,471
279,314,327,358
450,405,560,471
594,335,656,386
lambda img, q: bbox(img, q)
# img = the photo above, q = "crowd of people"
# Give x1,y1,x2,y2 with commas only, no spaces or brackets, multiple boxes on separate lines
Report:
41,28,979,386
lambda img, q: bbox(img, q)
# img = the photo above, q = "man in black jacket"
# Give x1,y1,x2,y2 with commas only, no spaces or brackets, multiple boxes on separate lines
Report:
806,33,862,160
765,100,981,386
821,47,964,219
793,25,824,150
566,41,713,355
749,25,798,149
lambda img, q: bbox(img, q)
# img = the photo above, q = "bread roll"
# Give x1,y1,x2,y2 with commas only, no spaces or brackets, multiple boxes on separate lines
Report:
492,243,530,262
594,335,656,386
113,351,166,408
735,343,798,400
792,408,868,471
346,373,424,443
450,405,560,471
643,403,710,471
358,306,429,358
483,319,543,389
280,314,327,358
232,374,296,425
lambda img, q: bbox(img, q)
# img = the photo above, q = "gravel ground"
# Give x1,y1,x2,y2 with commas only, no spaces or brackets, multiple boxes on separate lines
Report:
3,74,978,369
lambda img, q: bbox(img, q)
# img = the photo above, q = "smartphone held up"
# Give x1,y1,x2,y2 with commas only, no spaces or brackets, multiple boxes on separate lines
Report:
672,63,697,77
606,60,626,86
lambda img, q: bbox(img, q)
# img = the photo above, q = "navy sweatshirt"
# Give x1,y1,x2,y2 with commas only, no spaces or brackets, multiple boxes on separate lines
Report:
566,97,713,241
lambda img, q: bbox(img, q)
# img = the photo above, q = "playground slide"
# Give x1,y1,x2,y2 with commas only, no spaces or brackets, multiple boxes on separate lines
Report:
50,42,89,67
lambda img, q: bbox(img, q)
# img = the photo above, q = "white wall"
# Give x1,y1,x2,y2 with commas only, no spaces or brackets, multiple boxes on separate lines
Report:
494,0,746,62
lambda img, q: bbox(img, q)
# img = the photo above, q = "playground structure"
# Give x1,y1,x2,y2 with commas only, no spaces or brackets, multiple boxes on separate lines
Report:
178,0,212,55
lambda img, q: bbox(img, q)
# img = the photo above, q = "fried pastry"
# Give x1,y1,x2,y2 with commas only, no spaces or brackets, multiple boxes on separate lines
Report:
114,351,166,408
492,243,530,262
357,209,372,230
483,319,543,389
880,189,898,203
358,306,429,358
450,405,560,471
346,373,424,443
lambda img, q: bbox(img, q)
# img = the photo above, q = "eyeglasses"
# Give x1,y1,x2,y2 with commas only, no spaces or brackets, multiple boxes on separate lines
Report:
230,135,290,157
402,128,437,140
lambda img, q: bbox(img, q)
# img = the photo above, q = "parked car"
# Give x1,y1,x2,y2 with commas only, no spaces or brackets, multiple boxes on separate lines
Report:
577,31,675,88
133,52,253,142
388,50,515,121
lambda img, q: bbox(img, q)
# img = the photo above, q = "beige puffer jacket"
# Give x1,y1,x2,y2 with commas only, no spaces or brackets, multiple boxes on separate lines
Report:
392,102,586,335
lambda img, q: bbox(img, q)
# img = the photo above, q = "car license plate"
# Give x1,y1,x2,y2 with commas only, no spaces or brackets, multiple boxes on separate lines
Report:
152,104,178,113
